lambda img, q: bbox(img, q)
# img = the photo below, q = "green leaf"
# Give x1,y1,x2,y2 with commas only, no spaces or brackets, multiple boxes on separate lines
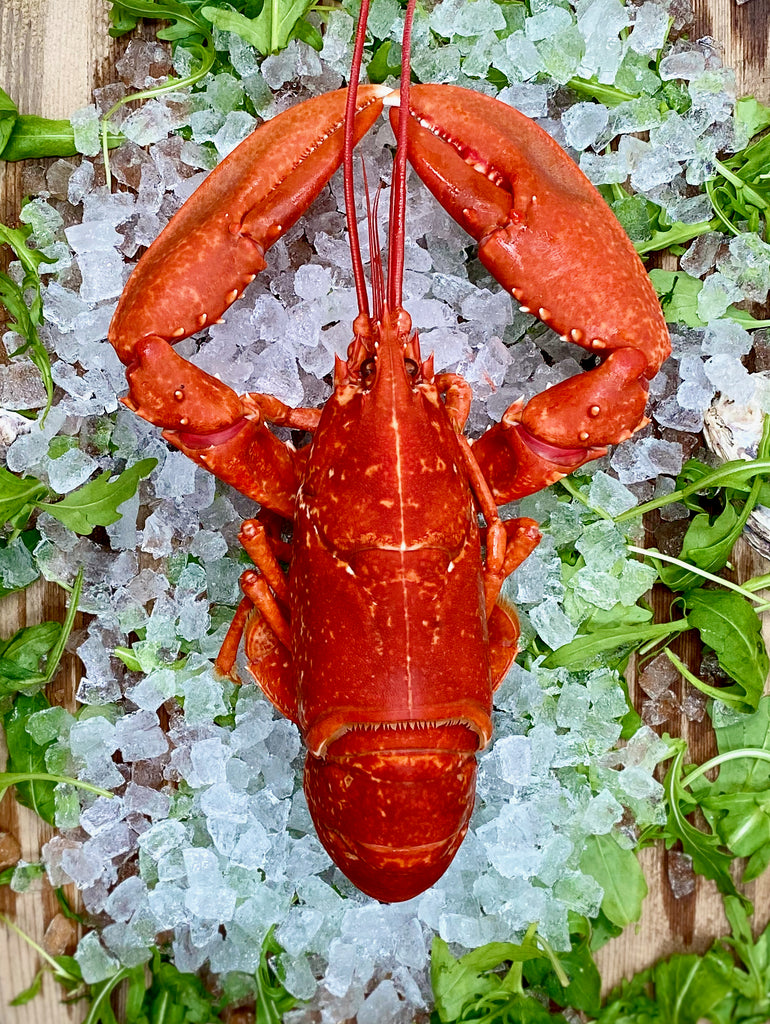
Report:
0,86,19,155
292,16,323,51
10,969,44,1006
431,931,549,1022
663,745,745,903
684,589,768,713
692,697,770,883
368,40,401,83
649,269,770,329
735,96,770,140
522,920,601,1015
652,953,734,1024
0,621,60,695
658,502,740,591
37,458,157,534
203,0,316,55
543,619,689,669
1,117,80,161
2,693,56,824
0,224,55,417
0,466,48,529
579,834,647,929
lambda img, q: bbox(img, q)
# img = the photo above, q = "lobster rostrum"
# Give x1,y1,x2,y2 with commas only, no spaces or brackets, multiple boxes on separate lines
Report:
109,0,670,903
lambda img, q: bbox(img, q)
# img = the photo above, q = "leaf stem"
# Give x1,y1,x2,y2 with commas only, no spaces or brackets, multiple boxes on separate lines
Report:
560,477,612,521
0,912,80,980
0,773,114,800
101,44,214,188
664,648,748,707
680,748,770,790
626,545,766,605
615,460,770,522
43,567,82,684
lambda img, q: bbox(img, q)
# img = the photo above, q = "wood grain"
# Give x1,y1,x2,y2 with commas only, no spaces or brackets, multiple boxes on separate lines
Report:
0,1,768,1020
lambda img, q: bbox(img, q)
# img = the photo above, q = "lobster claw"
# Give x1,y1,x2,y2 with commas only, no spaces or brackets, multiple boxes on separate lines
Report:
396,85,669,370
392,85,671,500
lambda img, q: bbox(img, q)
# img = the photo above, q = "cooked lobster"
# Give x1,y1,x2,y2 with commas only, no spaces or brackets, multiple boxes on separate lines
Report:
108,0,670,902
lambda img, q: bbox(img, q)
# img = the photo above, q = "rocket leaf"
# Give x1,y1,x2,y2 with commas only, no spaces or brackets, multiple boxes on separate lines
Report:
683,589,767,714
202,0,319,56
36,458,156,534
2,693,57,824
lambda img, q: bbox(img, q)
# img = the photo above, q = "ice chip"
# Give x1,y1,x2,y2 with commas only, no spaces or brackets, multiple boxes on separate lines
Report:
75,930,121,984
562,102,609,151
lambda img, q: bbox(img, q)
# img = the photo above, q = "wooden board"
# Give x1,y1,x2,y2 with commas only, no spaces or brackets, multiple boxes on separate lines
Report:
0,0,769,1019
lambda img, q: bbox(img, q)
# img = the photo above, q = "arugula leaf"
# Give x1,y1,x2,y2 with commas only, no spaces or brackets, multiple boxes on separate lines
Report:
203,0,318,55
0,567,82,701
735,96,770,140
37,458,156,534
522,918,601,1016
579,834,647,930
663,744,746,904
108,0,211,42
0,86,18,153
431,930,546,1022
692,698,770,883
2,117,81,161
2,693,56,823
0,222,56,417
658,501,741,591
9,970,44,1006
684,589,767,713
256,928,297,1024
543,619,689,669
0,622,60,695
0,466,48,529
649,269,770,329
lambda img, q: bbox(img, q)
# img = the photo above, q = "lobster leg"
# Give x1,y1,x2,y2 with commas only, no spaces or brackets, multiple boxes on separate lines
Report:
109,86,388,515
391,86,671,502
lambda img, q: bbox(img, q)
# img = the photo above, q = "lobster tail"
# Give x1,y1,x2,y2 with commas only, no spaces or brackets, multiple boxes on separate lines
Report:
305,724,478,902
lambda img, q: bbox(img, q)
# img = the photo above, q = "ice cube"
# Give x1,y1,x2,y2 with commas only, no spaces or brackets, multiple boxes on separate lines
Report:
628,2,670,55
75,931,121,984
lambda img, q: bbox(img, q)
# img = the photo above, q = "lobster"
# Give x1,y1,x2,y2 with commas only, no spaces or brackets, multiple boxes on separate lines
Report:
108,0,670,903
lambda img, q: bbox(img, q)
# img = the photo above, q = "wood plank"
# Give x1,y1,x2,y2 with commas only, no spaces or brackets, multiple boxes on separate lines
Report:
0,1,767,1020
0,4,110,1020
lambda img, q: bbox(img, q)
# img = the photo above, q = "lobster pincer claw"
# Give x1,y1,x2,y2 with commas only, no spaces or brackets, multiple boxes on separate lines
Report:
110,86,389,367
123,335,243,432
394,84,670,376
473,411,605,504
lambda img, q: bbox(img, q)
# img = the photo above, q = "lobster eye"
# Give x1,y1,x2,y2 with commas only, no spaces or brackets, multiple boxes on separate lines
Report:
360,358,376,384
404,358,419,379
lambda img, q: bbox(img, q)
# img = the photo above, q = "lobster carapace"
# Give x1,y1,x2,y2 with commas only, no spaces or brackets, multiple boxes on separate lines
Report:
109,0,670,901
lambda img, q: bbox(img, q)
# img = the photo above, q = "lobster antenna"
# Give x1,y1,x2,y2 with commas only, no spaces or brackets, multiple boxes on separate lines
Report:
343,0,372,320
386,0,417,314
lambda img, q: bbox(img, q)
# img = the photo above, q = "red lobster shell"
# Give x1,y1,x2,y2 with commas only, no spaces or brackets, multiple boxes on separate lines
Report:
108,1,669,901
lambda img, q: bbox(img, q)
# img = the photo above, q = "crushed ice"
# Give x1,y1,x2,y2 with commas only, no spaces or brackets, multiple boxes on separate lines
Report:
2,0,767,1018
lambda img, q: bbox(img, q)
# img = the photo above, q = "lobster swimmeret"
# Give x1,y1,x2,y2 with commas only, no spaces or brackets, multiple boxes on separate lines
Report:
109,0,670,902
